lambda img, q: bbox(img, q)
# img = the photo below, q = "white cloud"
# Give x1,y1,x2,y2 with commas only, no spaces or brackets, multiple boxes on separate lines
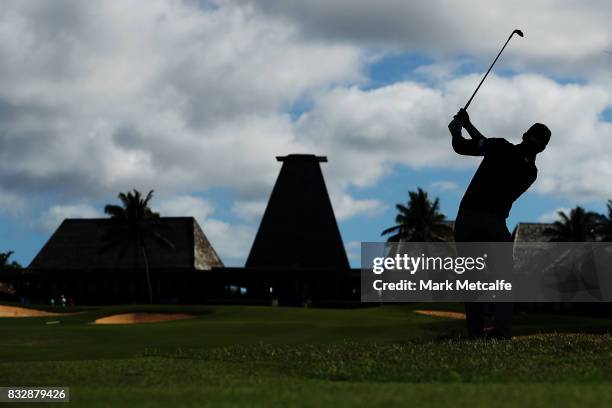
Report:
430,180,459,192
41,204,101,232
0,0,362,201
156,195,215,225
201,218,256,265
0,188,27,216
345,240,361,263
296,73,612,202
331,193,386,221
231,200,267,222
155,194,254,265
241,0,612,79
538,207,570,223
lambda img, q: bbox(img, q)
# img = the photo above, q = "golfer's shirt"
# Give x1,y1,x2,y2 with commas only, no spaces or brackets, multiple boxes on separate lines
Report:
452,135,537,219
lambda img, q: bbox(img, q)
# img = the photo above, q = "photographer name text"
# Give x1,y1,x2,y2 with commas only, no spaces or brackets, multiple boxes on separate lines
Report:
373,279,512,291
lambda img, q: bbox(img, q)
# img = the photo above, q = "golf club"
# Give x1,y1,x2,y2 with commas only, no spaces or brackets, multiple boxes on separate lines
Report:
464,29,524,110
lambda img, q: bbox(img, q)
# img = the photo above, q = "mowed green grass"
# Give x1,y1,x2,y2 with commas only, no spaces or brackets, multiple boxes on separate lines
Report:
0,304,611,407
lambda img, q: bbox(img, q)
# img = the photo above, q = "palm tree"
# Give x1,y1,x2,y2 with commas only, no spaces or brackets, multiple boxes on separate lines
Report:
543,206,600,242
101,189,174,303
381,188,452,242
0,251,22,272
596,200,612,241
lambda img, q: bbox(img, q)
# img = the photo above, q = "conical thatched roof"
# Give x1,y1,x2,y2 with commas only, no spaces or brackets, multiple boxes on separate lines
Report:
29,217,222,273
246,154,349,269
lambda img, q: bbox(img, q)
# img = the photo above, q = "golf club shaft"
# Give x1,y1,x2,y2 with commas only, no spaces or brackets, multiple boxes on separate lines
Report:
463,31,519,110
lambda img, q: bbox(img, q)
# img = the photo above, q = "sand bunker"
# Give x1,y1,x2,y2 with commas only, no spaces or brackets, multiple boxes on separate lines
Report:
0,305,73,318
414,309,466,320
93,313,195,325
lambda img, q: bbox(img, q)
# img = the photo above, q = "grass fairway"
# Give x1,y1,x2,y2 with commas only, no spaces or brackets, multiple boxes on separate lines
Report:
0,304,611,407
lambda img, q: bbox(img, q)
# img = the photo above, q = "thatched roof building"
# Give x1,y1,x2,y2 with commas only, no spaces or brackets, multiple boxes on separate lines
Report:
246,154,350,270
513,222,553,242
29,217,222,273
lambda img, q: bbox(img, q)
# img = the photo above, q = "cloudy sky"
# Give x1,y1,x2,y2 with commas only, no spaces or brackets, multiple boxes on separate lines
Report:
1,0,611,266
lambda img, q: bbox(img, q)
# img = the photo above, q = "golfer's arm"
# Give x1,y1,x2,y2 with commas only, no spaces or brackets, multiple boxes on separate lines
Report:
463,122,486,142
451,130,484,156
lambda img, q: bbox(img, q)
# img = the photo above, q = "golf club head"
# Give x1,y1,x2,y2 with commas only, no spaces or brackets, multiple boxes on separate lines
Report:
513,29,524,37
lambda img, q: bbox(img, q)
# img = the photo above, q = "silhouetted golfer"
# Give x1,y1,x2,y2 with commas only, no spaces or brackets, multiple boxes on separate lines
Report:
448,108,551,340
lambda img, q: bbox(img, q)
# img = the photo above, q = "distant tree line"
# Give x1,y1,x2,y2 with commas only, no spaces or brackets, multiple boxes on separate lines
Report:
0,251,22,272
0,251,21,298
382,188,612,243
543,202,612,242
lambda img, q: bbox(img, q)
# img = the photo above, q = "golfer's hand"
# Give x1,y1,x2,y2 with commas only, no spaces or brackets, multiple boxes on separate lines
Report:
456,109,470,126
448,118,462,134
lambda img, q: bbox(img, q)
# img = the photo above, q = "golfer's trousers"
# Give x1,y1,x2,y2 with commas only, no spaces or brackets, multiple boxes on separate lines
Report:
454,208,513,339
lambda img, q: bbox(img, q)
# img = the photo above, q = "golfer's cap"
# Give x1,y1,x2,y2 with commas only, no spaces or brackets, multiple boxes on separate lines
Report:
528,123,551,147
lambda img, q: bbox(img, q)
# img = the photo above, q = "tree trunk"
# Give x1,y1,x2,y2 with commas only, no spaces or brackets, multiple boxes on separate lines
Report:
141,245,153,304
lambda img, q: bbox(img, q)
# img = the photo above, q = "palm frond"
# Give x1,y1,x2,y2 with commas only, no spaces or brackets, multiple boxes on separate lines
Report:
152,231,175,249
381,225,400,236
104,205,125,219
382,188,449,242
